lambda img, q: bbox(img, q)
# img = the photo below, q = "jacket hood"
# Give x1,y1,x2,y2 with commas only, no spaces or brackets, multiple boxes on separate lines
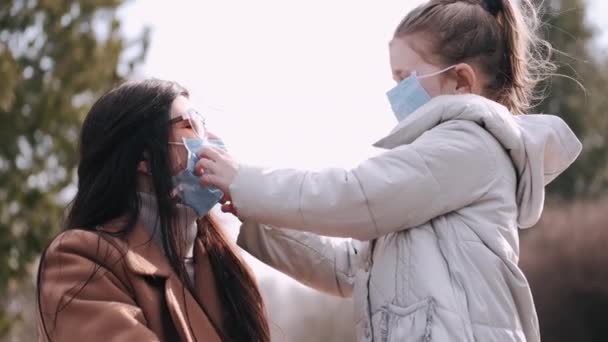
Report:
374,94,582,228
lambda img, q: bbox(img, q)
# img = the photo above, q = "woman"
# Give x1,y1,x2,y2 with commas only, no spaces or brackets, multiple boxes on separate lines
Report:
197,0,581,341
37,79,270,342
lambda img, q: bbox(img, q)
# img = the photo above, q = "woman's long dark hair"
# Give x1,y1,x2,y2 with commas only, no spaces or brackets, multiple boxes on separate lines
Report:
37,79,270,341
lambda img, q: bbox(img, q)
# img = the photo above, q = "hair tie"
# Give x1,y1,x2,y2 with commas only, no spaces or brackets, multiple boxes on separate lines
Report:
482,0,501,16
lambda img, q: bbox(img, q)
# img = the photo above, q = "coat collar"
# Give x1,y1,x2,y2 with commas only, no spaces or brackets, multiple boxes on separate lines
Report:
98,218,223,341
373,94,511,149
98,217,173,278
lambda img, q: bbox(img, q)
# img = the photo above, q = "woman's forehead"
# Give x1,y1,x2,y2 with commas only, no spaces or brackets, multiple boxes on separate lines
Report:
170,95,192,119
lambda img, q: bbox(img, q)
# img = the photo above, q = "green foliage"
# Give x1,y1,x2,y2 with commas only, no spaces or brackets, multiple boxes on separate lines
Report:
538,0,608,197
0,0,148,336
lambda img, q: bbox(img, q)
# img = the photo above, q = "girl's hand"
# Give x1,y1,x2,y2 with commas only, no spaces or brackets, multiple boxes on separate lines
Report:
195,147,238,203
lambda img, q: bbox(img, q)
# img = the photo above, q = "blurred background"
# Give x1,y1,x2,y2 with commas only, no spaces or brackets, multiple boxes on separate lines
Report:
1,0,607,341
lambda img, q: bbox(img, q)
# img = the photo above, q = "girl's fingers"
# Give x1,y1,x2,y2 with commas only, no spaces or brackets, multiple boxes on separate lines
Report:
195,158,216,176
220,193,232,203
199,173,222,187
198,146,223,161
221,202,238,215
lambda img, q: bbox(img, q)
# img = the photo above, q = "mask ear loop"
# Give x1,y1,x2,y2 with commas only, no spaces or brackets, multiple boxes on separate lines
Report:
417,65,457,79
168,139,189,201
168,139,189,171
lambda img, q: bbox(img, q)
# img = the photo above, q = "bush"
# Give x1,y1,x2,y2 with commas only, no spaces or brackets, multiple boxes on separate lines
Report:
520,199,608,342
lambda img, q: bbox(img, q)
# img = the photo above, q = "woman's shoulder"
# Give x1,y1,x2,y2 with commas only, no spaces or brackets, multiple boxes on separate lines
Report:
45,227,130,271
40,228,136,306
38,227,146,340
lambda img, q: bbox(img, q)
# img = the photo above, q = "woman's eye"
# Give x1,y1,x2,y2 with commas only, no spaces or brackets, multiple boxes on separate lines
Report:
176,122,192,129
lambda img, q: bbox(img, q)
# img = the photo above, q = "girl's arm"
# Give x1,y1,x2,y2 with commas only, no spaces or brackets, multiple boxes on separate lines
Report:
238,221,365,298
202,120,496,240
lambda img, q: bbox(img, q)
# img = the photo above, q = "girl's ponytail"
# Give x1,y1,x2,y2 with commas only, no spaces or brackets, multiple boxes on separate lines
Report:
493,0,555,113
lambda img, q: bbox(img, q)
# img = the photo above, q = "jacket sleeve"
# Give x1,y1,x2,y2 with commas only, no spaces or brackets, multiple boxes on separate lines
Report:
230,121,497,241
237,222,365,298
38,232,160,342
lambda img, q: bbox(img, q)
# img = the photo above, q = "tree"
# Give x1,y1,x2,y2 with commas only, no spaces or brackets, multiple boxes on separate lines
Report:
537,0,608,198
0,0,148,337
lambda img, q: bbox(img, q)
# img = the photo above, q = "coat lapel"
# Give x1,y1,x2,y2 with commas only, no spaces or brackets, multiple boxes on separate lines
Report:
101,220,223,342
164,275,222,342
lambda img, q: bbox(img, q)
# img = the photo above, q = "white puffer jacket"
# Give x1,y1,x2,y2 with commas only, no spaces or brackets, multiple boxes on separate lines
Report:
232,95,582,341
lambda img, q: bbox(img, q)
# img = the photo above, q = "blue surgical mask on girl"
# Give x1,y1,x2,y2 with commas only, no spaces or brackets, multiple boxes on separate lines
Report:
171,137,226,217
386,65,456,122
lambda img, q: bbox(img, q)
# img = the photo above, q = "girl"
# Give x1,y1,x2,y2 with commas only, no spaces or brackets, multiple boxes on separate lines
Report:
198,0,581,341
37,80,270,341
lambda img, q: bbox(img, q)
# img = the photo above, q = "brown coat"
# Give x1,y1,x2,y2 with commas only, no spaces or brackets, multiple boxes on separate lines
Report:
38,219,227,341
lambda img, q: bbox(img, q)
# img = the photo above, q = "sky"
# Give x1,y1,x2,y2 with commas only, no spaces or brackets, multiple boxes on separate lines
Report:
118,0,608,169
118,0,428,168
116,0,608,285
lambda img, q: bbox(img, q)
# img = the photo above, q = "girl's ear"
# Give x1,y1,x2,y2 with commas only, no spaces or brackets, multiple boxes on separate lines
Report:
453,63,478,95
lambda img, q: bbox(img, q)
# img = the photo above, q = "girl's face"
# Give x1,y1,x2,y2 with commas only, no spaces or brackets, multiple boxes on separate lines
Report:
389,35,483,97
168,95,220,174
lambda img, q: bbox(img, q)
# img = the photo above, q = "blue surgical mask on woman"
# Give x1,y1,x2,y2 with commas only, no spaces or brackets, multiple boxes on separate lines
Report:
170,137,226,217
387,65,456,122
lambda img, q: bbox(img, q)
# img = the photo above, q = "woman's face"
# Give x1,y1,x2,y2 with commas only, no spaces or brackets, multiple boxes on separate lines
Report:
168,95,220,174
